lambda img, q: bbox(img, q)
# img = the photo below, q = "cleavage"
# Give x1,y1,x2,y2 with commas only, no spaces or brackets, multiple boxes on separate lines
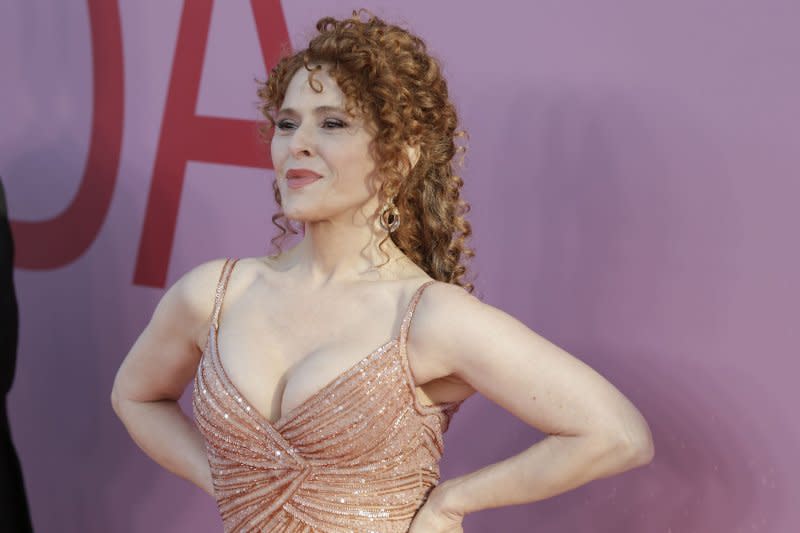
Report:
216,310,400,425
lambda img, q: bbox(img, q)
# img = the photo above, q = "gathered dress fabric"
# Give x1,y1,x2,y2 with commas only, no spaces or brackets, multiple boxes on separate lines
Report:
192,258,463,532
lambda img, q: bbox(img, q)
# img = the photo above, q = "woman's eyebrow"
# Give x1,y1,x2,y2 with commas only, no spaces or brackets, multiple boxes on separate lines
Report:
277,105,349,116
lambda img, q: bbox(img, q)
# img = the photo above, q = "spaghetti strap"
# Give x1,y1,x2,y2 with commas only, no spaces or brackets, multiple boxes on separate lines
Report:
211,257,239,331
399,279,437,355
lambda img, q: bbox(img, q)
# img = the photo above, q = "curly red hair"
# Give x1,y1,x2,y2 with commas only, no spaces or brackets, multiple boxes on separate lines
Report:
256,9,476,293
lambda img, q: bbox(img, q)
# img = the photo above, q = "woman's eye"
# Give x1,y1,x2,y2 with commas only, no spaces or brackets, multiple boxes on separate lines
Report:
323,119,346,129
275,118,347,131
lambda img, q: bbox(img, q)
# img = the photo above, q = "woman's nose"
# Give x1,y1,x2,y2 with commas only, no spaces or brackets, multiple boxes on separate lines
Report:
288,123,314,157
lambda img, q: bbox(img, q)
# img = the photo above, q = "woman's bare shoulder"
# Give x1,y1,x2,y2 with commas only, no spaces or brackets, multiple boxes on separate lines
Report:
174,256,273,321
168,257,230,320
420,279,478,305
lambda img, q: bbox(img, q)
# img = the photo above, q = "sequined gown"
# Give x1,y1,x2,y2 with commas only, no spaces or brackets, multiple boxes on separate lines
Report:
192,258,464,532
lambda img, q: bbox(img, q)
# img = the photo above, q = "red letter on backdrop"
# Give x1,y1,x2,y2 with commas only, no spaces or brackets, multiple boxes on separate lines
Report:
133,0,289,287
11,0,123,269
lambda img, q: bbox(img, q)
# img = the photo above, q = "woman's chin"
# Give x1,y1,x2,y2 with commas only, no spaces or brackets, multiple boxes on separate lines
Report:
281,207,323,224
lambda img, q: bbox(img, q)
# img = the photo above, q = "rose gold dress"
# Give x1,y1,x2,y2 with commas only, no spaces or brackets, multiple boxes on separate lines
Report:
192,258,463,532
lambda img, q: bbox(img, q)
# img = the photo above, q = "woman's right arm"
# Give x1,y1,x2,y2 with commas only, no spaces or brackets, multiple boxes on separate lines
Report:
110,258,228,497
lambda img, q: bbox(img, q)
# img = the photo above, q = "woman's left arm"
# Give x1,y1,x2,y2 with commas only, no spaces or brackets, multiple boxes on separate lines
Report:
410,283,654,524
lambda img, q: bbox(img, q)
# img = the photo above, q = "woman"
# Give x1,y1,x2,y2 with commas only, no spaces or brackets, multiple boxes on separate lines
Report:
111,10,654,532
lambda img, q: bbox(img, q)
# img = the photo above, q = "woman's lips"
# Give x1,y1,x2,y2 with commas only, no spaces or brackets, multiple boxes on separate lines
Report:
286,168,323,189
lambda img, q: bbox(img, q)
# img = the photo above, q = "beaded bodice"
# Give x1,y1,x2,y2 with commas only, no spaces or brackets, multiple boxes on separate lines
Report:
192,258,463,532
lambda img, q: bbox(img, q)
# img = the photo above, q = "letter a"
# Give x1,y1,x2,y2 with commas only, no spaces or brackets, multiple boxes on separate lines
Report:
134,0,289,287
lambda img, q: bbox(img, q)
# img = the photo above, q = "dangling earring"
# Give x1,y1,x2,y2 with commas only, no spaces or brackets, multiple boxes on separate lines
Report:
378,196,401,233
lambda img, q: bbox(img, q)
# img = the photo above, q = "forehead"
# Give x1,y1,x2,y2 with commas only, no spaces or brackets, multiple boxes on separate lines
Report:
282,65,345,108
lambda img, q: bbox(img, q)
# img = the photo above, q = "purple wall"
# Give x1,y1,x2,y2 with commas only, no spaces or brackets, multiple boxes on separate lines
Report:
2,1,797,531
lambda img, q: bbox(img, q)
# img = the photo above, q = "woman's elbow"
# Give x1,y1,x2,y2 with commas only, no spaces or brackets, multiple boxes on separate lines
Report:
110,383,124,416
623,423,655,466
632,434,655,465
110,373,133,417
603,414,655,467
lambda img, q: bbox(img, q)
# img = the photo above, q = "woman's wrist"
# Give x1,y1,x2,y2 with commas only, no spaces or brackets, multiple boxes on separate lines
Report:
427,479,467,518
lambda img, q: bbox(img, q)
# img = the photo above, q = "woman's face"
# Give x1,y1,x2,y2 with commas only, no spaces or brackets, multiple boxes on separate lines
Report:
271,64,378,224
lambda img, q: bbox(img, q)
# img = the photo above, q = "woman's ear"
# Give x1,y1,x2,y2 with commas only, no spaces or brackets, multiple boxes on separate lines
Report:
405,144,421,172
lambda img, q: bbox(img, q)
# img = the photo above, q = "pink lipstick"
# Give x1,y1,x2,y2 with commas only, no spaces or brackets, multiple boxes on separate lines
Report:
286,168,323,189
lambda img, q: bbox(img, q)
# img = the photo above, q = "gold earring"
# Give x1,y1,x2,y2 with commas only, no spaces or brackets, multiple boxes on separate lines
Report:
378,197,400,232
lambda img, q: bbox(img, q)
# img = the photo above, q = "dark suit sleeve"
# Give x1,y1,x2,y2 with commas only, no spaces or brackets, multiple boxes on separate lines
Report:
0,178,34,533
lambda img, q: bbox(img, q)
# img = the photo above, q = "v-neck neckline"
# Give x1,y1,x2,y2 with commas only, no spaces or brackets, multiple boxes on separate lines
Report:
208,325,400,430
201,259,447,440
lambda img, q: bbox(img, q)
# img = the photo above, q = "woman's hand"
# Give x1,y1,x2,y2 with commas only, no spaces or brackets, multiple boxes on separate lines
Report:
408,483,465,533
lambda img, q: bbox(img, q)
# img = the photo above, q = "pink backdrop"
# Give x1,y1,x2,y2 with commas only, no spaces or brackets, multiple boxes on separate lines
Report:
2,1,797,531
